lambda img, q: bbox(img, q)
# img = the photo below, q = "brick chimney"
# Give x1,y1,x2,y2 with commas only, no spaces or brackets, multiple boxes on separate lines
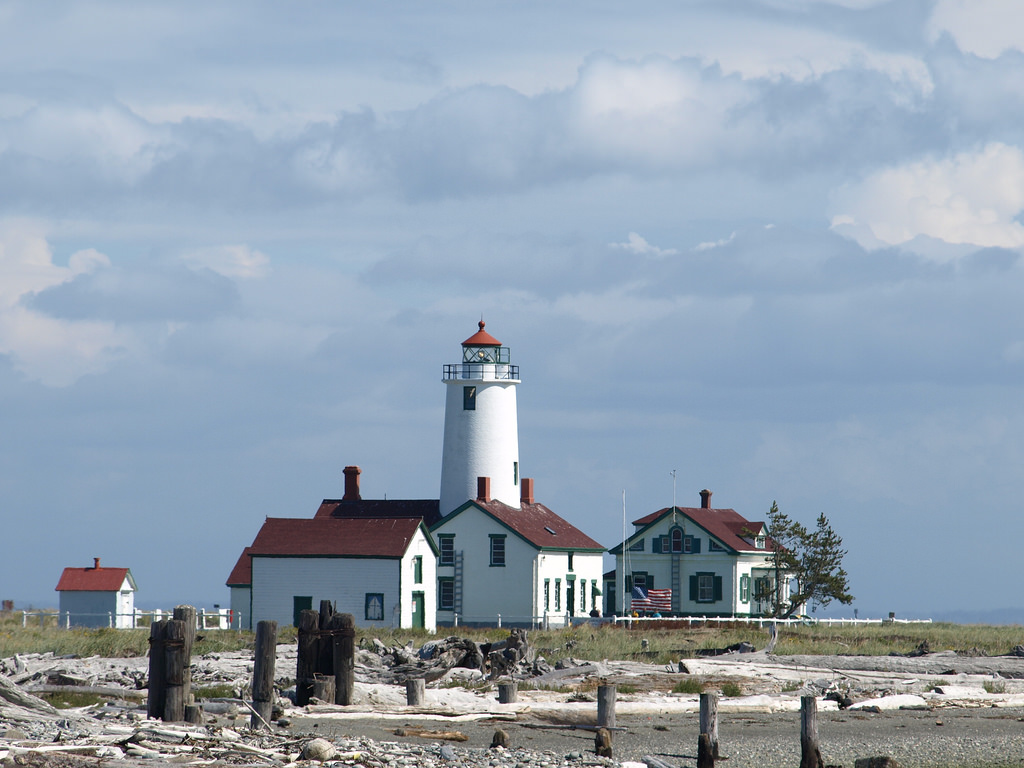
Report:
343,466,362,501
92,557,101,570
521,477,535,505
476,476,491,502
700,489,712,509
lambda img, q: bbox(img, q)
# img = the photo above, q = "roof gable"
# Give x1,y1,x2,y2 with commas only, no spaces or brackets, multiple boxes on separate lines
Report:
434,499,604,551
248,516,428,559
56,566,134,592
611,506,770,555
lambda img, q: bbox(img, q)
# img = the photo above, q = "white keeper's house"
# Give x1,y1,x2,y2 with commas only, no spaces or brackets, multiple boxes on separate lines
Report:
608,490,793,618
228,466,439,631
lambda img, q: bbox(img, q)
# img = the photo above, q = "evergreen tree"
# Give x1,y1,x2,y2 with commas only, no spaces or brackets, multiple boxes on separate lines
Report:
763,503,853,618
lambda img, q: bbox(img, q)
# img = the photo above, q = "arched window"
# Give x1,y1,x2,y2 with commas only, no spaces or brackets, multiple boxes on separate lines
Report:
670,527,683,553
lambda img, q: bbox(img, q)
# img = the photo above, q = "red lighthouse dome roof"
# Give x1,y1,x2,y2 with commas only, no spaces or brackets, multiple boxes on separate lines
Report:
462,320,501,347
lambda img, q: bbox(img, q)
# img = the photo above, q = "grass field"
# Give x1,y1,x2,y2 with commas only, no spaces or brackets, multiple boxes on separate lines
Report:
3,611,1022,663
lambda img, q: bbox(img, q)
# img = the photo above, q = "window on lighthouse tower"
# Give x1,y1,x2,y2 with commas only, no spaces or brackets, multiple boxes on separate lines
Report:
463,386,476,410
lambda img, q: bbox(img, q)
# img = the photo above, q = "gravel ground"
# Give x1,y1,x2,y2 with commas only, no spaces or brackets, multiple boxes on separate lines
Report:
290,707,1024,768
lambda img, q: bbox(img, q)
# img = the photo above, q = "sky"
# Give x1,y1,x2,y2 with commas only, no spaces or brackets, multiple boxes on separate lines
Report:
2,0,1024,622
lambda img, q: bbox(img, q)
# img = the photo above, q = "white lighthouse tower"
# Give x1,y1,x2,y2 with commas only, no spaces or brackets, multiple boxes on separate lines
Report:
439,321,521,517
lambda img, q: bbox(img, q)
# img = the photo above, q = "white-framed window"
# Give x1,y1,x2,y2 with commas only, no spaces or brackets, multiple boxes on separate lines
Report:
698,574,714,602
438,578,454,610
489,535,506,567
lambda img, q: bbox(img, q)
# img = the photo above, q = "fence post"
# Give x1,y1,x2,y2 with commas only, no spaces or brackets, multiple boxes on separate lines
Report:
699,692,720,766
407,678,426,706
163,619,187,722
800,696,824,768
597,684,616,728
497,613,502,628
331,613,355,705
251,620,278,729
296,609,320,706
498,680,517,704
147,620,167,719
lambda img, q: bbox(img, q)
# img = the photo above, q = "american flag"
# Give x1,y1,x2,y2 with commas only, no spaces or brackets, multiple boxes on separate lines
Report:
632,586,672,613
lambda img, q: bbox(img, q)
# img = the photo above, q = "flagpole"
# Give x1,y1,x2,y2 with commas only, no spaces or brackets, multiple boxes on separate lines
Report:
621,489,627,617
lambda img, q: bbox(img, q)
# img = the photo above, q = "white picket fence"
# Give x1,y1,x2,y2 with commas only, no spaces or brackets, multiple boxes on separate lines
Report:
21,608,244,630
444,612,932,629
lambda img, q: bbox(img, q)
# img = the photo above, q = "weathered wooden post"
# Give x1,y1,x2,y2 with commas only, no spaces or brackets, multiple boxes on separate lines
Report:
163,619,187,722
296,609,320,706
313,673,335,703
331,613,355,705
800,695,824,768
497,680,517,703
318,601,335,676
184,703,203,724
698,691,720,767
597,683,616,728
147,620,167,719
172,605,196,706
251,620,278,729
406,677,426,706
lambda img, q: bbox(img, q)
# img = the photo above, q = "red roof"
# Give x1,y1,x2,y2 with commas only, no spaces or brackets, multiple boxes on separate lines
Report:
226,547,253,587
56,566,133,592
627,506,770,553
462,320,501,347
447,499,604,551
248,516,425,559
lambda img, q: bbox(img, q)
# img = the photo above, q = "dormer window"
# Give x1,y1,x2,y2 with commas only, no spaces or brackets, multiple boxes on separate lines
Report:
755,534,766,549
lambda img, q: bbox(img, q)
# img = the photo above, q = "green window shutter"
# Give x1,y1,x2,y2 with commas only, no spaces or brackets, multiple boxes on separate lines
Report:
693,539,701,554
652,536,662,553
625,575,633,593
647,574,654,588
689,575,697,601
713,576,723,602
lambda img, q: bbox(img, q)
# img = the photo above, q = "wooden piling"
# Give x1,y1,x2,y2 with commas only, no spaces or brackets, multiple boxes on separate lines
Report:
312,673,335,703
331,613,355,706
172,605,196,705
406,678,426,706
251,620,278,730
146,620,167,720
497,680,517,703
699,691,720,763
163,619,187,722
318,600,335,676
295,609,320,706
800,695,824,768
185,703,203,725
597,684,616,729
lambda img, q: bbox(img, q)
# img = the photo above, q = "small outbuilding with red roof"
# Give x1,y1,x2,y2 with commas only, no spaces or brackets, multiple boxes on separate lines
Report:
55,558,137,628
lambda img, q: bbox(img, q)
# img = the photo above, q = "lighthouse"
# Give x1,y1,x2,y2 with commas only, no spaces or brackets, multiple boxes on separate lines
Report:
439,321,521,516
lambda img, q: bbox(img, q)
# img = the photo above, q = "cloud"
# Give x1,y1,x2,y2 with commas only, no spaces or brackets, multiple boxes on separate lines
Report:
609,232,679,258
928,0,1024,58
829,143,1024,256
182,244,270,279
0,221,130,385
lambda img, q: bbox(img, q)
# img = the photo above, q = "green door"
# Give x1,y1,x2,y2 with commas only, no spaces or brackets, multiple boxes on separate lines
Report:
293,595,312,627
412,591,425,629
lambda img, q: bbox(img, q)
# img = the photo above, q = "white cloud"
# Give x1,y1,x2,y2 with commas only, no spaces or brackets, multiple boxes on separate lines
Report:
829,143,1024,256
0,221,129,386
928,0,1024,58
695,231,738,252
181,245,270,279
609,232,678,258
